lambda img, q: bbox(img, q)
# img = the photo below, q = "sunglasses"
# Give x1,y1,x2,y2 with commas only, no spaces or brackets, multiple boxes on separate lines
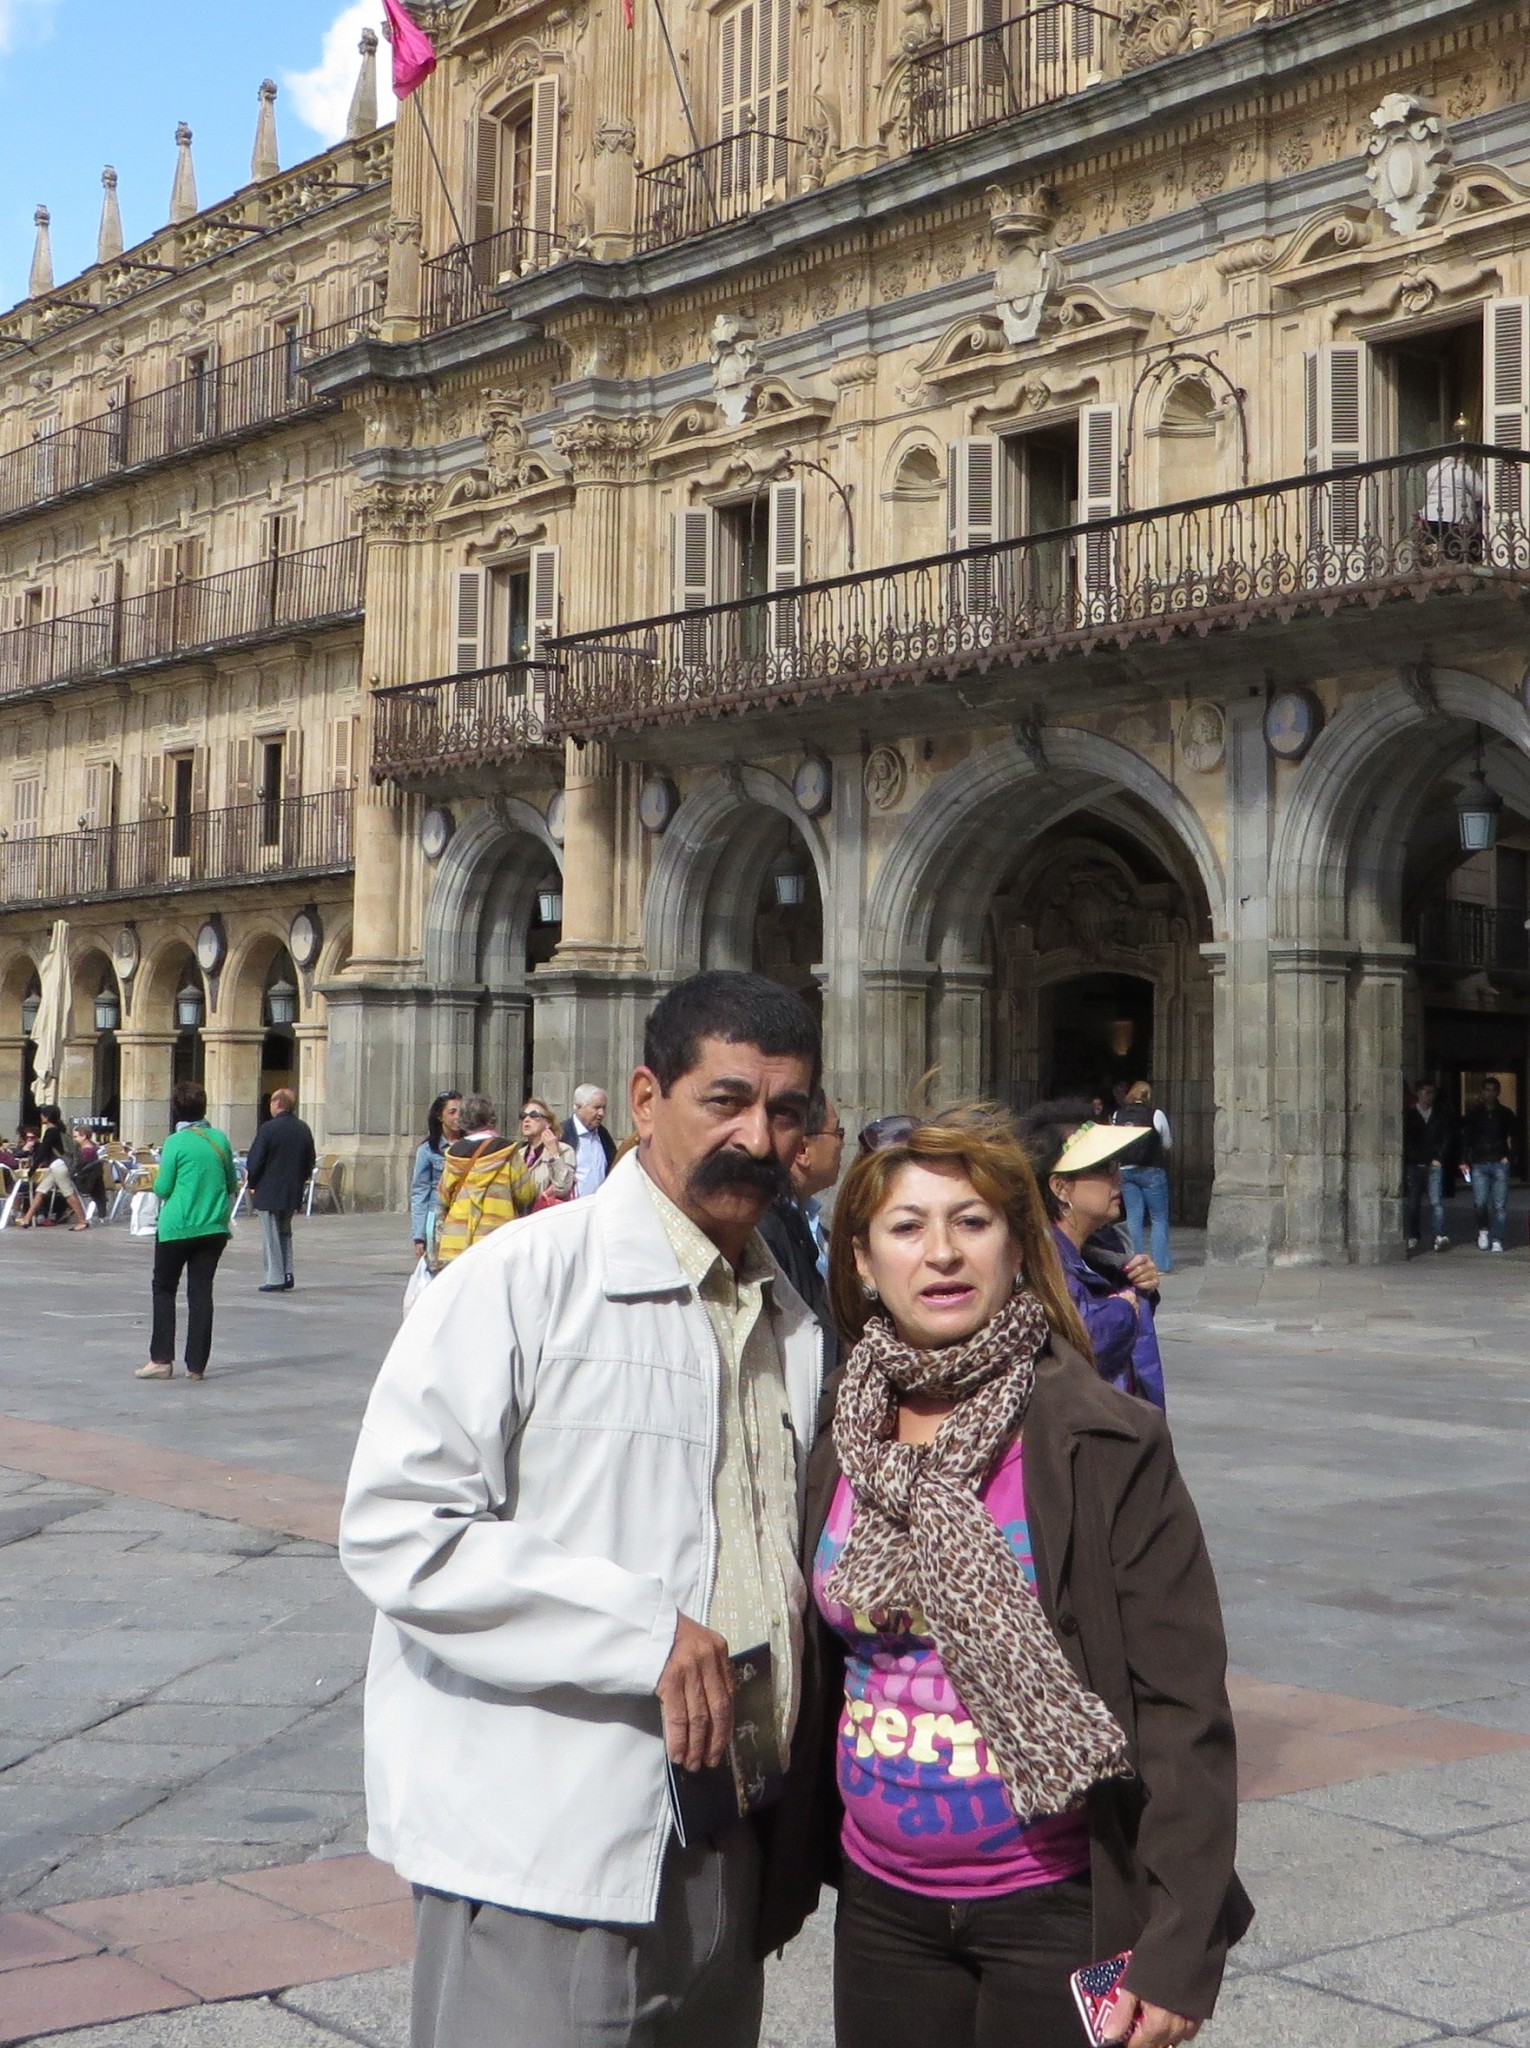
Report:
858,1114,917,1154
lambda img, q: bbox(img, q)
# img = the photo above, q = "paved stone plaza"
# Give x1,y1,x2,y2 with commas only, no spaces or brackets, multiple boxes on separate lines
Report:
3,1215,1530,2045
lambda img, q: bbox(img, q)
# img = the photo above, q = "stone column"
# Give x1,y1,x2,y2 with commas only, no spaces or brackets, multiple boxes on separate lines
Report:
118,1030,178,1147
295,1021,328,1145
1268,943,1353,1264
588,9,637,261
934,967,992,1101
0,1031,27,1132
58,1036,95,1127
478,990,533,1113
431,985,484,1097
382,216,423,343
1347,944,1413,1264
202,1028,266,1150
1203,697,1280,1263
816,748,867,1140
861,965,936,1126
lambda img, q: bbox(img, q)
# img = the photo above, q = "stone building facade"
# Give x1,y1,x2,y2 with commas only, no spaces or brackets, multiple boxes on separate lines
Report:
11,0,1530,1262
0,52,390,1149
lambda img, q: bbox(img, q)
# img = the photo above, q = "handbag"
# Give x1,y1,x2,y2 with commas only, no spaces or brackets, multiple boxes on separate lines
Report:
129,1190,161,1238
402,1255,432,1316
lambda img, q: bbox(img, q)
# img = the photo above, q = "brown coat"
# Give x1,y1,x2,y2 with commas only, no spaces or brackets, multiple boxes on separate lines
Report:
757,1339,1253,2020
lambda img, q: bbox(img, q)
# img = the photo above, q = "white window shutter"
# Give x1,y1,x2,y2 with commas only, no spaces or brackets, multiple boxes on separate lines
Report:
529,544,561,662
453,567,486,673
673,508,715,613
82,760,116,830
329,716,359,789
529,78,560,252
473,117,499,246
190,745,210,816
768,480,802,655
283,728,304,800
92,560,122,609
1078,403,1121,610
12,775,40,838
949,435,1000,613
1304,345,1366,545
141,753,165,818
229,738,254,808
1485,298,1530,529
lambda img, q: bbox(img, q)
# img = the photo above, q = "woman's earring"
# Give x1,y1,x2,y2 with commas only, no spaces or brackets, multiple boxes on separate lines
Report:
862,1282,879,1302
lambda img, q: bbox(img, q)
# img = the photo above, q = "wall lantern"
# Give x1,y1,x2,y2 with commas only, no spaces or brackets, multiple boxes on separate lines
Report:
1456,731,1503,854
772,859,809,910
20,989,39,1035
94,988,121,1033
265,979,298,1028
536,885,564,926
175,980,205,1031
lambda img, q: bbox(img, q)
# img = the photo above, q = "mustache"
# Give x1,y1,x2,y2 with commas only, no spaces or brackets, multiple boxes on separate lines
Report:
686,1147,790,1205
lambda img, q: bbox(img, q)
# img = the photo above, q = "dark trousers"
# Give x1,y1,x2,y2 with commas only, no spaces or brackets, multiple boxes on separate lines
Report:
150,1233,227,1374
835,1861,1095,2048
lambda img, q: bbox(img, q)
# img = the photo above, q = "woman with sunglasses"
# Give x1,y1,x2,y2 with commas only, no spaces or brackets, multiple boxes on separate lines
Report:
515,1098,576,1202
1020,1106,1167,1411
763,1106,1247,2048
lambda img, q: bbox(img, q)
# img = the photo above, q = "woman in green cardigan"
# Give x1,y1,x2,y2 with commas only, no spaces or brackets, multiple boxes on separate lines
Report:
136,1080,238,1382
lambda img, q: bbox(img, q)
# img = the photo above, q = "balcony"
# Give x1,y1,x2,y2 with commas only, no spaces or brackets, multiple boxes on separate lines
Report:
636,131,809,254
0,316,371,525
548,445,1530,740
1415,900,1530,976
372,663,556,783
906,3,1115,150
0,538,364,702
420,226,566,336
0,789,353,913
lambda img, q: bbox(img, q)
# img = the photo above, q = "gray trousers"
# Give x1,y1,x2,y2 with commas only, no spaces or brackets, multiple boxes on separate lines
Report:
410,1825,764,2048
259,1208,295,1287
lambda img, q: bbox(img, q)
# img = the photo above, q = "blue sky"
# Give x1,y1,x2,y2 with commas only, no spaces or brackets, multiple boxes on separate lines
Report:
0,0,397,310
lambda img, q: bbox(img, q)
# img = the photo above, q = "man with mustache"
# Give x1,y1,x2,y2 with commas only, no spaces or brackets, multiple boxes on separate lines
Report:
341,970,824,2048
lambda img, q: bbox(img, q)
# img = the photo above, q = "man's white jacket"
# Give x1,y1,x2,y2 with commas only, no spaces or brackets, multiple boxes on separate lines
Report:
339,1153,824,1923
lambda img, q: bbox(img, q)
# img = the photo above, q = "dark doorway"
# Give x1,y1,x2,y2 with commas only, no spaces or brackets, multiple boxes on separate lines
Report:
1424,1007,1528,1178
1045,972,1155,1100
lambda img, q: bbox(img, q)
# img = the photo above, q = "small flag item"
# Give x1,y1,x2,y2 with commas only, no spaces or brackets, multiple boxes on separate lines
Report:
381,0,437,97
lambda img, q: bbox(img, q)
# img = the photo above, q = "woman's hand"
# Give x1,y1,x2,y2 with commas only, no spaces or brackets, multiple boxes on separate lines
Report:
1122,1252,1160,1292
1102,1992,1200,2046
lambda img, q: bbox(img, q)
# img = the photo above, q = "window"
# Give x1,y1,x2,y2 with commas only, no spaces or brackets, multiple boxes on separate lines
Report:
274,317,303,403
260,738,284,847
472,80,560,268
11,774,40,839
452,549,561,671
671,489,799,664
171,754,195,859
949,411,1118,617
718,0,792,202
182,350,216,442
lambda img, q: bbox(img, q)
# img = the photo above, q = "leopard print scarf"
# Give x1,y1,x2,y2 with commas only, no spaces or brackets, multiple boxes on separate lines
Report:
825,1290,1131,1823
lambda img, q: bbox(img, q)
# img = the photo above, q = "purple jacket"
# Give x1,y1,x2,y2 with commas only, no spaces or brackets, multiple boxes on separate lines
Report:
1053,1225,1167,1410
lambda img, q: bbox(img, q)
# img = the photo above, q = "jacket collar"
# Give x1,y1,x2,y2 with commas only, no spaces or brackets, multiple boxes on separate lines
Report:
593,1152,694,1299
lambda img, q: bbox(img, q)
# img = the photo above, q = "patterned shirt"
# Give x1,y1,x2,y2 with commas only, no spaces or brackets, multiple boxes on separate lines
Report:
646,1171,805,1760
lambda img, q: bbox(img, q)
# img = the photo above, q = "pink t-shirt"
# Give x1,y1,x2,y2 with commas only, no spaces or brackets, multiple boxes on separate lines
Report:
812,1437,1092,1898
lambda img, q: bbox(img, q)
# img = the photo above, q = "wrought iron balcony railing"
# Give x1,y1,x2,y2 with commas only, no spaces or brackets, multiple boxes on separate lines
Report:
1415,899,1530,974
0,537,364,701
547,445,1530,738
636,131,808,253
906,3,1115,149
0,316,371,524
0,788,353,912
372,663,555,782
420,225,565,335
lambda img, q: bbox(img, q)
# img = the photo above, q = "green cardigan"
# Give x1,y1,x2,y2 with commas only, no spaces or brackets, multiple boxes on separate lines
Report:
153,1123,238,1242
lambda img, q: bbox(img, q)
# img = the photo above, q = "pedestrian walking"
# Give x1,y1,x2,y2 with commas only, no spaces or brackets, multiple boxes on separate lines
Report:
516,1098,576,1201
1112,1079,1174,1273
244,1088,317,1292
805,1105,1249,2048
16,1105,90,1231
135,1081,237,1382
1022,1104,1166,1409
341,970,825,2048
1460,1076,1516,1253
562,1082,616,1196
410,1092,463,1259
759,1088,844,1342
1403,1079,1453,1253
432,1094,537,1267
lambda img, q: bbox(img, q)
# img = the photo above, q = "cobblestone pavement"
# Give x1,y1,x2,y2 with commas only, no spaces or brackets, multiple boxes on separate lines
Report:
3,1213,1530,2044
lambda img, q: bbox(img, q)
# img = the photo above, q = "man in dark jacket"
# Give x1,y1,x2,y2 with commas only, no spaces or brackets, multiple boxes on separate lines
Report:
1460,1076,1516,1253
1403,1079,1454,1253
244,1088,317,1292
560,1085,617,1197
759,1091,843,1343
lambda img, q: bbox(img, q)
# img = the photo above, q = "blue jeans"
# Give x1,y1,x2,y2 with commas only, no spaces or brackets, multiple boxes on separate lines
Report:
1120,1164,1173,1273
1471,1162,1510,1245
1403,1163,1445,1242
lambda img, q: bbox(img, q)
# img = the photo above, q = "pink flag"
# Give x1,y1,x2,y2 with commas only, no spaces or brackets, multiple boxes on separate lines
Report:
381,0,437,97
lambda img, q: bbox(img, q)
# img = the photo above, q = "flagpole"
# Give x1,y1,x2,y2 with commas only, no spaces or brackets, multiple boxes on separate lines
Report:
651,0,720,228
381,13,470,255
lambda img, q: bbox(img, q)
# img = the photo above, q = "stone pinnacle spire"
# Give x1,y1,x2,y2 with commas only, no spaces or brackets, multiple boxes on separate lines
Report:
98,167,124,265
346,27,380,139
252,79,280,183
169,121,198,225
28,204,53,299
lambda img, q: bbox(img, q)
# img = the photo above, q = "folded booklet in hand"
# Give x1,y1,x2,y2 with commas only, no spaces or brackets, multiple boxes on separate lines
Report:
665,1643,785,1849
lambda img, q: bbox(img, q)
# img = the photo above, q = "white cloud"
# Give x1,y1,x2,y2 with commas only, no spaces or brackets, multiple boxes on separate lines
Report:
284,1,398,147
0,0,58,58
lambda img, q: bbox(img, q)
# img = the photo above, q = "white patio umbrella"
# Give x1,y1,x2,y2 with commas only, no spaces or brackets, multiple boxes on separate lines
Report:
29,918,72,1102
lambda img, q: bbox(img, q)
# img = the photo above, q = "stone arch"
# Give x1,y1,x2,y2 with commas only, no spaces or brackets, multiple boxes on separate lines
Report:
220,927,300,1032
0,942,42,1019
643,767,830,979
422,799,562,987
1270,668,1530,943
882,429,945,500
137,929,203,1024
865,727,1224,969
67,944,120,1041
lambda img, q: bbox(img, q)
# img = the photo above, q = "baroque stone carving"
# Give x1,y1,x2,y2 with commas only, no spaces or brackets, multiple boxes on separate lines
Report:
1365,94,1452,235
594,121,635,154
1179,702,1225,774
550,416,654,481
353,479,436,538
1119,0,1211,71
864,745,907,811
987,183,1057,346
710,314,762,428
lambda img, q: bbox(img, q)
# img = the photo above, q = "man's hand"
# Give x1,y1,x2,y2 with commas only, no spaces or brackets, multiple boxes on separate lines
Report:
1122,1253,1160,1292
656,1614,734,1772
1101,1992,1200,2046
